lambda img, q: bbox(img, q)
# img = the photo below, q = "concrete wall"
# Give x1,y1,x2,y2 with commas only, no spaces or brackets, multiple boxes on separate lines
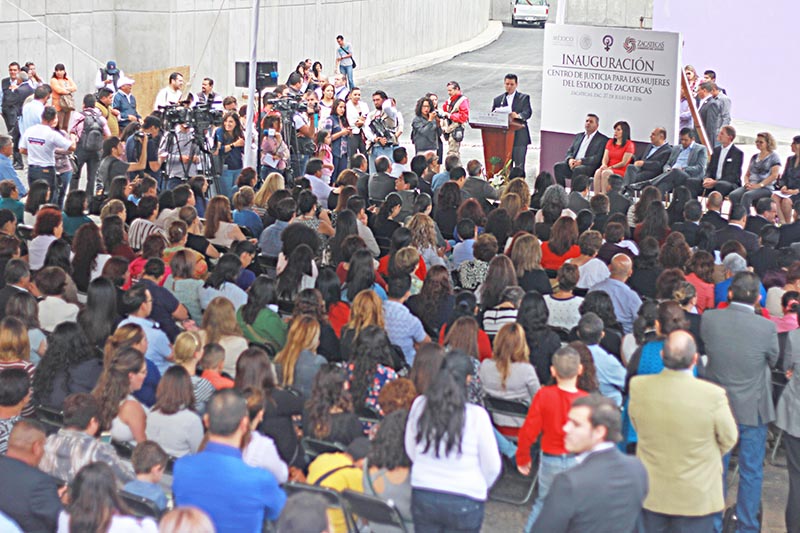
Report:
0,0,491,105
563,0,652,29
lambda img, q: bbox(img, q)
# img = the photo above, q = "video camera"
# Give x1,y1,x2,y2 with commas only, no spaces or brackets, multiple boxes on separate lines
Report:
267,95,304,114
160,103,224,131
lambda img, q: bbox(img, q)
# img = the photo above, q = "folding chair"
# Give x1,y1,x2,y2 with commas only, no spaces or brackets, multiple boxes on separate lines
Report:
484,396,538,505
36,406,65,435
255,254,279,280
119,490,163,519
283,482,356,533
302,437,346,461
342,489,409,532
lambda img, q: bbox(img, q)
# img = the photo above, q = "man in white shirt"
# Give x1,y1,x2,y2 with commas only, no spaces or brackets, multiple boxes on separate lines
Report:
304,158,333,204
345,87,369,156
19,106,75,199
553,114,609,187
153,72,184,110
20,85,50,138
364,91,398,174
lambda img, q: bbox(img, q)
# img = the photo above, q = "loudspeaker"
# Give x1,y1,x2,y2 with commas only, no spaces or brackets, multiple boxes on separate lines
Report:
234,61,278,89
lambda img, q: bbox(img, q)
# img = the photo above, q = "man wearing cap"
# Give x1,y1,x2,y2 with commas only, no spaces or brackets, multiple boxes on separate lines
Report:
95,61,125,92
112,76,140,129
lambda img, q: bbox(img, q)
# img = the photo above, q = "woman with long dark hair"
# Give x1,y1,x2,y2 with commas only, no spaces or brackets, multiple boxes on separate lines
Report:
326,209,358,266
634,200,671,245
204,195,248,248
406,265,455,337
628,185,662,227
343,248,386,302
214,111,245,198
348,325,398,417
517,291,562,385
71,222,110,293
146,366,203,457
573,291,624,358
59,462,156,532
409,343,445,396
324,98,350,179
303,363,363,444
530,171,555,210
405,350,501,532
43,239,78,304
200,253,247,310
77,278,119,349
438,291,493,361
478,254,516,311
685,250,716,313
594,120,635,193
316,266,350,337
276,244,316,308
92,346,147,444
33,321,101,410
628,236,663,300
658,232,691,271
236,275,287,350
23,180,51,226
434,182,461,238
372,193,403,241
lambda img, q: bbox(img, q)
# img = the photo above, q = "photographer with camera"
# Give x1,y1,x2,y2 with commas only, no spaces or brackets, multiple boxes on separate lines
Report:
411,96,441,155
213,111,245,198
289,88,318,179
125,115,162,184
158,114,200,191
364,90,398,175
441,81,470,158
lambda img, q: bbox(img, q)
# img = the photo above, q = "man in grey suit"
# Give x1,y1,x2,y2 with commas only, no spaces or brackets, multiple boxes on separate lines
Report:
462,159,498,213
631,128,707,196
701,272,779,533
531,394,648,533
697,82,722,147
553,114,609,187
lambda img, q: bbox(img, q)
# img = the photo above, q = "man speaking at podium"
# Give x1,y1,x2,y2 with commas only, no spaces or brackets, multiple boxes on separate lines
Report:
491,73,532,171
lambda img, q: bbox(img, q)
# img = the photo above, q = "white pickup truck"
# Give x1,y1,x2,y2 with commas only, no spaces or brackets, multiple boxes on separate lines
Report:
511,0,549,27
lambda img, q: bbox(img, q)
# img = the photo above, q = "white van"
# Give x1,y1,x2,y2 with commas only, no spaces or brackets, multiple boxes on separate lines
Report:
511,0,549,27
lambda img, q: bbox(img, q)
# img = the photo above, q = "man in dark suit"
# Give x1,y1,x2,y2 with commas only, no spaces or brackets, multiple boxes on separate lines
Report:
553,114,608,187
697,125,743,197
606,175,632,217
745,197,777,236
671,199,703,247
0,420,63,533
462,159,498,213
701,272,779,533
697,82,722,147
566,174,591,213
0,259,31,320
700,191,728,230
622,127,671,186
531,394,648,533
491,73,533,170
367,155,395,205
712,204,759,255
778,200,800,249
349,153,370,202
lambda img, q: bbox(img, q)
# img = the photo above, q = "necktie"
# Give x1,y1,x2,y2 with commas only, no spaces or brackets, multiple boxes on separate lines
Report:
501,95,508,108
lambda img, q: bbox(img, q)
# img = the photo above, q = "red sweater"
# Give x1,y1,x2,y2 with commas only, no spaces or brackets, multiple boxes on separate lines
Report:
516,385,588,465
438,324,493,361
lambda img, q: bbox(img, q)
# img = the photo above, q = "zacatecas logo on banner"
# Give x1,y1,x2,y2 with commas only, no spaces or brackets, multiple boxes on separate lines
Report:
542,24,682,143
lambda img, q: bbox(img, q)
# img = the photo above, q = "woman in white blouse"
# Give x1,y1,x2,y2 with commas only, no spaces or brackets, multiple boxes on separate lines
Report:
145,366,204,457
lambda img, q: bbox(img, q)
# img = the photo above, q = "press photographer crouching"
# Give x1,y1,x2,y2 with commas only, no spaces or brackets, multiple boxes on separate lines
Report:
96,135,148,194
125,115,162,185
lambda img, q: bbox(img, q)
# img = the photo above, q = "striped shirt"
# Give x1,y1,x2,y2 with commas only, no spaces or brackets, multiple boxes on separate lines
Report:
128,218,165,251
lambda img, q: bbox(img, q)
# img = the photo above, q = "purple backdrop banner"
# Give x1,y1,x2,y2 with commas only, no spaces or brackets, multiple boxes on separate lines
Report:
653,0,797,128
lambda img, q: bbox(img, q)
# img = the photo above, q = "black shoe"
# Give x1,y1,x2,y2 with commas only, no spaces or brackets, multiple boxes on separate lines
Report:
13,163,23,170
628,180,650,192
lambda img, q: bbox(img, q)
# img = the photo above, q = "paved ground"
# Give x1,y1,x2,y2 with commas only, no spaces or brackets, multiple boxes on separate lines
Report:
362,23,792,533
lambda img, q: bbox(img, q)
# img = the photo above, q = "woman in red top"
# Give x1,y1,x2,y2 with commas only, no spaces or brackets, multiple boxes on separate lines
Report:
540,217,580,270
594,120,635,193
685,251,715,313
438,291,492,361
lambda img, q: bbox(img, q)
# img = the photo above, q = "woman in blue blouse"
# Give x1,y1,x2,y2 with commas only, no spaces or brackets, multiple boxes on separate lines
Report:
214,112,245,199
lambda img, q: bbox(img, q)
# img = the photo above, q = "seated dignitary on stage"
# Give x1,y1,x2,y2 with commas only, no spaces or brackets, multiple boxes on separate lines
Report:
553,114,608,187
695,125,743,198
632,128,707,196
623,126,671,187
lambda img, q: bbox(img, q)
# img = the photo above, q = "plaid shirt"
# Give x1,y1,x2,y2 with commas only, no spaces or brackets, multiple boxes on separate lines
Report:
39,428,135,484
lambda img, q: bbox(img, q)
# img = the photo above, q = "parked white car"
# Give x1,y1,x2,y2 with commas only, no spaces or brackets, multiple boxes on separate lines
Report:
511,0,549,27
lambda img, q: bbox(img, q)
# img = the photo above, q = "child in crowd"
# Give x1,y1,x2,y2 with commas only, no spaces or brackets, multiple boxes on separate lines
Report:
122,440,169,512
388,246,424,295
516,345,588,531
199,343,234,390
315,130,334,183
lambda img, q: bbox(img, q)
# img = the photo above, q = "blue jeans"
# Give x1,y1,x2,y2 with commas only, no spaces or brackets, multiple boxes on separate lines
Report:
218,168,241,199
714,423,767,533
369,144,394,175
56,171,71,208
525,453,577,533
28,165,59,201
339,63,354,89
492,427,517,458
166,177,186,191
411,488,484,533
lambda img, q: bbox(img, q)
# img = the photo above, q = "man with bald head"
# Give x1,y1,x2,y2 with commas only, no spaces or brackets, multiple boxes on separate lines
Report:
629,330,738,532
700,191,728,230
623,126,671,186
0,420,63,532
588,253,642,334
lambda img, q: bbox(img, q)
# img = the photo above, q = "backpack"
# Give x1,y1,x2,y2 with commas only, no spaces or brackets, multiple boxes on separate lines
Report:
78,111,104,152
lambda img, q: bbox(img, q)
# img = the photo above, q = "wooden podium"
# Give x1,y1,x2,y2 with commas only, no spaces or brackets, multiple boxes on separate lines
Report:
469,112,524,178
